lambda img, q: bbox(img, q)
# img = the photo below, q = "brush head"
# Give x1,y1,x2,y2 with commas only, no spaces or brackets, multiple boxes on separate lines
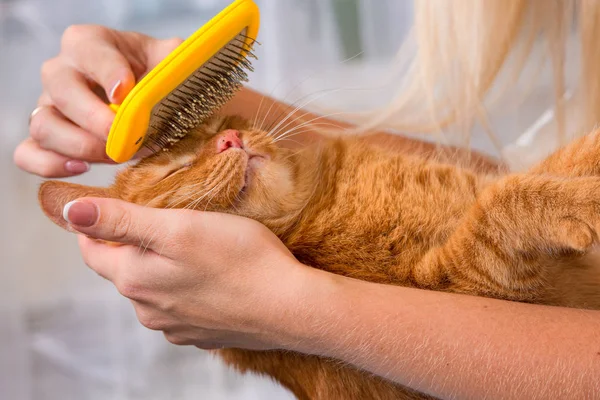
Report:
105,0,260,163
144,34,259,153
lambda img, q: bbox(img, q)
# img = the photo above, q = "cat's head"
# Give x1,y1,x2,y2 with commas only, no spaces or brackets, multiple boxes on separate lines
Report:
39,115,317,232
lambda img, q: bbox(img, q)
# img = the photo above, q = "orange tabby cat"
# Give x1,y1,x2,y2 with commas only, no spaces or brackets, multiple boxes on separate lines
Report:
38,115,600,399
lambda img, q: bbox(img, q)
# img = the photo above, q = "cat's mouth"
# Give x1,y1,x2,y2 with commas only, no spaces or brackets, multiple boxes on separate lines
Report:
221,145,268,195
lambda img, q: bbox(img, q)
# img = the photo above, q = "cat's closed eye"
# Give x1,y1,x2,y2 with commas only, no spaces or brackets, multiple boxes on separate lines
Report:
160,161,194,181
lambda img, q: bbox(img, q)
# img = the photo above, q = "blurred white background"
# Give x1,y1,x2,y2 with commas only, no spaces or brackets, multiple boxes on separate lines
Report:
0,0,566,399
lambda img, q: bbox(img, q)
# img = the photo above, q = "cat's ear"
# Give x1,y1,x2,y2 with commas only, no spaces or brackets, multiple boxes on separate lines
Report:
38,181,113,230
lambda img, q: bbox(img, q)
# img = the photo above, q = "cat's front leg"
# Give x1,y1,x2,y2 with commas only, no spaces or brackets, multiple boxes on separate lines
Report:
412,174,600,302
217,349,426,399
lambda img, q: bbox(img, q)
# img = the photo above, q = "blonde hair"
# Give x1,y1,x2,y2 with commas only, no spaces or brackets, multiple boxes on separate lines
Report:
330,1,600,152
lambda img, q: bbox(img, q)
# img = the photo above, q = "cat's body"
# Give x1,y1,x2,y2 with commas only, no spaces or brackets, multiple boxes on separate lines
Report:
39,116,600,399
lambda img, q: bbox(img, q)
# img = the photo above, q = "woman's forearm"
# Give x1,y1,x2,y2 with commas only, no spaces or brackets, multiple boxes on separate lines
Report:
285,267,600,399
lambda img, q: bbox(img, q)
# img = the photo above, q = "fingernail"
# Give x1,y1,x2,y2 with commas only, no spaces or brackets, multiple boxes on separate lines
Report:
63,201,99,227
65,160,90,174
109,80,122,103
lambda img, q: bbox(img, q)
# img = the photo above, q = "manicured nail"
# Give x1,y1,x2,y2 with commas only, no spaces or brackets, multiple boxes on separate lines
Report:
65,160,90,174
63,201,99,227
109,80,122,103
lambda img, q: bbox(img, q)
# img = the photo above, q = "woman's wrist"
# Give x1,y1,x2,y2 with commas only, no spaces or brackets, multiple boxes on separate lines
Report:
264,264,362,357
257,261,341,351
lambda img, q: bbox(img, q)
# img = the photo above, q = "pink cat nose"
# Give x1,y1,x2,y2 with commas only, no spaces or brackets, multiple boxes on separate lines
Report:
216,129,243,153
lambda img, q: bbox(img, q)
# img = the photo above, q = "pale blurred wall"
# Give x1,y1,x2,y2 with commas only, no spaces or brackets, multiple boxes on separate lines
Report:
0,1,413,399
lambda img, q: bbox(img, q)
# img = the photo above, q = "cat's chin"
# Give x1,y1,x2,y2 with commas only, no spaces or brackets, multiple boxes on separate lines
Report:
240,154,267,194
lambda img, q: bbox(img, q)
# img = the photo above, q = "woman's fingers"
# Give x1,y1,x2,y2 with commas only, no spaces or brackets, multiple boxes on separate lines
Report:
78,236,128,282
16,26,187,179
60,25,136,103
67,40,135,103
144,37,184,69
41,58,115,140
13,138,89,178
78,235,170,290
133,303,178,332
64,198,195,258
28,105,111,161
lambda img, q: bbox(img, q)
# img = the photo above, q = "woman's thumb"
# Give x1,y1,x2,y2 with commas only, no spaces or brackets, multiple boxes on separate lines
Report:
63,198,153,247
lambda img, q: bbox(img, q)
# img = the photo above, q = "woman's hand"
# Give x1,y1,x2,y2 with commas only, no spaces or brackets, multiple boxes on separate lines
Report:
59,196,600,399
63,197,310,349
14,25,182,177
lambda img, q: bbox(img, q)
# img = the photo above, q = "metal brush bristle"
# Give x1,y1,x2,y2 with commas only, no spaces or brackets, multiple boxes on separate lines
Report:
144,32,259,152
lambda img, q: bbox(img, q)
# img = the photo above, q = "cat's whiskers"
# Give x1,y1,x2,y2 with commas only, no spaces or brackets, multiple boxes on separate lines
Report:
259,51,364,133
269,106,347,139
266,90,349,138
201,164,242,213
252,90,268,131
253,71,306,131
256,58,357,132
140,228,160,257
203,182,224,213
258,88,320,134
278,148,305,163
273,122,347,143
253,69,307,131
164,189,203,211
265,75,395,136
274,127,328,145
264,90,344,135
187,179,226,212
231,192,243,214
162,180,213,210
270,108,349,139
275,144,306,160
224,178,242,214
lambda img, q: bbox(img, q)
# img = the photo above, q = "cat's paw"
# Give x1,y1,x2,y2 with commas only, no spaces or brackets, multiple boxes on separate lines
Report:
478,175,600,258
550,178,600,253
556,217,596,252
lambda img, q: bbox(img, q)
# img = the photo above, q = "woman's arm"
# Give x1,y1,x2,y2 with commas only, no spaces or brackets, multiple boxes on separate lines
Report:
289,268,600,399
65,197,599,400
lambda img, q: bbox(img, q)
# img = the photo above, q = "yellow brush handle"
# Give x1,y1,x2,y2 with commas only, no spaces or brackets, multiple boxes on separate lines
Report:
106,0,259,163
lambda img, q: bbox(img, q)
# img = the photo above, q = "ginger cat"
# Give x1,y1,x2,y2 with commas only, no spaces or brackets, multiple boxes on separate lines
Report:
39,115,600,399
